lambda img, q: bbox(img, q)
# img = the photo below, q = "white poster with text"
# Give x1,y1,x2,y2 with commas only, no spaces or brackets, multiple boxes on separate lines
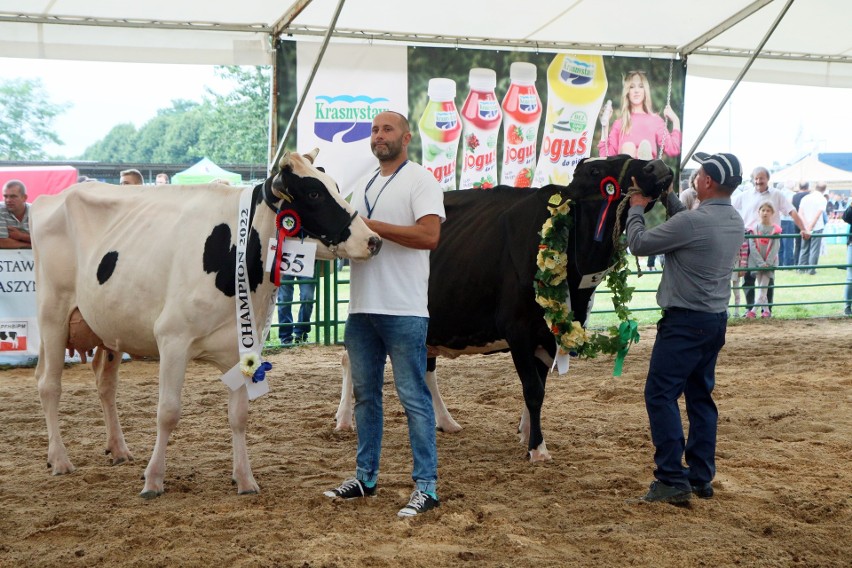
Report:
0,250,39,366
296,41,408,198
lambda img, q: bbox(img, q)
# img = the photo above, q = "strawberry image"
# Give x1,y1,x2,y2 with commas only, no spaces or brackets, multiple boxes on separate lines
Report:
473,176,495,190
507,125,524,145
514,168,533,188
465,133,480,153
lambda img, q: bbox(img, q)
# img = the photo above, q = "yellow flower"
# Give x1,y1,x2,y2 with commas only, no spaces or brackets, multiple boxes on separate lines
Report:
564,321,588,347
240,352,261,377
541,217,554,237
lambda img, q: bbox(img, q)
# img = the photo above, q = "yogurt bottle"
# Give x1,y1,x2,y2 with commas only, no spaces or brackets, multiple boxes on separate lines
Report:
419,78,462,191
500,62,542,187
533,54,608,186
459,68,502,189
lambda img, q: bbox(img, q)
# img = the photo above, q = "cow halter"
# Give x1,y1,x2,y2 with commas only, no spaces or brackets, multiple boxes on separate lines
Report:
260,175,358,250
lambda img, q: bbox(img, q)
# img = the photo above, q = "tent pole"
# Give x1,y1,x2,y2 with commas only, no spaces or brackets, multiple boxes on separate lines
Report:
680,0,795,169
268,37,280,176
269,0,346,173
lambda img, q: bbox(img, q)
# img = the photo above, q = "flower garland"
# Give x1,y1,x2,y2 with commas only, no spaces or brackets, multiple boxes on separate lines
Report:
533,193,639,370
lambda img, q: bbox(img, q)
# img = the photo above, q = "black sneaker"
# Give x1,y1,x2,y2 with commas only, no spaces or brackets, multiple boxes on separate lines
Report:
691,481,714,499
323,478,376,499
638,481,691,504
397,490,440,517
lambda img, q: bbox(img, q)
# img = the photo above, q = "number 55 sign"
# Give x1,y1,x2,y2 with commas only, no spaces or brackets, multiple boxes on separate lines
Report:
266,238,317,278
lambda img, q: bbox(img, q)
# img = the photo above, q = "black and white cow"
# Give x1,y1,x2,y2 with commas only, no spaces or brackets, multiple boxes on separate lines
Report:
32,149,381,498
337,155,672,461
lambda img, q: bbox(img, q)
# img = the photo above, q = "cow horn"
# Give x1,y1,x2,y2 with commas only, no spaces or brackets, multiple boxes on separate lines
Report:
278,152,291,170
305,148,320,164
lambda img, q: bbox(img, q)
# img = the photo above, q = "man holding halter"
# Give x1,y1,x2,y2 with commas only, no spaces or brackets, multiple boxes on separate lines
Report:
625,152,745,504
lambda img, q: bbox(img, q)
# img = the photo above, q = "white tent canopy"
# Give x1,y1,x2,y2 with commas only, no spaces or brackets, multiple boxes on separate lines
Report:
1,0,851,87
771,154,852,183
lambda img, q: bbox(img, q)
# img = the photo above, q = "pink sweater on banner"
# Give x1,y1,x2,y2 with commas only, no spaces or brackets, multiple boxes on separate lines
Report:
598,112,681,159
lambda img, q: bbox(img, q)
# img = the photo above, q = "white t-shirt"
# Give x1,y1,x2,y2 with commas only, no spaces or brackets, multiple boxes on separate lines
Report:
732,187,794,227
798,191,828,231
348,161,445,317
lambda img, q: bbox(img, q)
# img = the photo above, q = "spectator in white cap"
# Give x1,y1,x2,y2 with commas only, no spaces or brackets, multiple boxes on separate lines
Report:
625,151,745,503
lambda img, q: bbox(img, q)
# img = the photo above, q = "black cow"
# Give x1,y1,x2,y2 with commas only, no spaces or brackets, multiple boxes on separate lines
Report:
337,155,672,461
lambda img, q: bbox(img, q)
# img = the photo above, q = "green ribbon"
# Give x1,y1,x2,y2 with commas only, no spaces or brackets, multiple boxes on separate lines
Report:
612,320,640,377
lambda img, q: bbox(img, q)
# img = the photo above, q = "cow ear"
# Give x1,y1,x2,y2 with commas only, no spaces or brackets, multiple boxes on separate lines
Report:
305,148,320,163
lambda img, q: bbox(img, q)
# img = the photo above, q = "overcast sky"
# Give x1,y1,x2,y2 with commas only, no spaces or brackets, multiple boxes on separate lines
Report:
3,57,851,174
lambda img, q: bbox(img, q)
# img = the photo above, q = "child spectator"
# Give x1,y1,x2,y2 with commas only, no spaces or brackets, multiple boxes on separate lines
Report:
746,201,781,318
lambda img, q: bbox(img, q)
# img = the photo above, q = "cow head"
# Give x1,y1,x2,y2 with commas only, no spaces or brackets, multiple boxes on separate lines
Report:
268,149,382,260
557,155,672,325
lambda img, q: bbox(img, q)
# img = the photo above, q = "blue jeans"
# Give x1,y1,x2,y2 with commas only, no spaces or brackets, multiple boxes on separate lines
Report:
779,220,796,266
645,309,727,491
345,313,437,494
277,278,315,342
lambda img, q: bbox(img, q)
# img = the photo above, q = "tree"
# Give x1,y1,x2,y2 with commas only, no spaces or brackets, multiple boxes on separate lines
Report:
82,123,139,163
197,66,270,164
0,78,69,160
78,65,270,165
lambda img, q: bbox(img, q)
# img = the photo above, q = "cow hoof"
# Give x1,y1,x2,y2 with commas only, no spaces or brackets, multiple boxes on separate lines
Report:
334,419,354,432
139,489,163,500
436,420,463,434
48,461,76,475
528,442,551,463
238,488,259,496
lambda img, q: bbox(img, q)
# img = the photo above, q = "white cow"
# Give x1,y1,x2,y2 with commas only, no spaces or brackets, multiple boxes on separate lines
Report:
32,150,381,498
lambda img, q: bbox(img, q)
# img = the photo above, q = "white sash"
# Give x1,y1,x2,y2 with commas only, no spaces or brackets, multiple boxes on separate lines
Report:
220,187,269,400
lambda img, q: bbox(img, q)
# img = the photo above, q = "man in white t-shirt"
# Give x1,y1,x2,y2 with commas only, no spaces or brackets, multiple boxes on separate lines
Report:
323,111,446,518
732,167,810,314
797,182,828,274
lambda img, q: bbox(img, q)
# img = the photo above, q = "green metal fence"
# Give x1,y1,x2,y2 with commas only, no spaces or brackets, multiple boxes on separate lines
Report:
269,233,851,348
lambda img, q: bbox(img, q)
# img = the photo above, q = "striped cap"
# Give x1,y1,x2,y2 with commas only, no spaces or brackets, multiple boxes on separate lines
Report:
692,152,742,189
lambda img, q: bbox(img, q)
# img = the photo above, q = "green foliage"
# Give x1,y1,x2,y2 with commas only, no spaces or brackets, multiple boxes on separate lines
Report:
197,66,270,163
0,78,70,160
79,66,270,164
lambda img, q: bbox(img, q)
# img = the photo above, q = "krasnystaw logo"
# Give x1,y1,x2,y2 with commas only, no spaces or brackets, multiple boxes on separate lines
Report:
314,95,390,143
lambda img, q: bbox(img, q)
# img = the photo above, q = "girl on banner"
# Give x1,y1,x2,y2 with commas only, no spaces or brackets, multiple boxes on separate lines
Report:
598,70,681,160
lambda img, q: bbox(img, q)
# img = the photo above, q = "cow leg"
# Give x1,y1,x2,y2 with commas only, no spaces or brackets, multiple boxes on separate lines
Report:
334,350,355,431
510,349,552,462
141,352,188,499
228,385,259,495
518,405,531,445
36,324,75,475
92,347,134,465
426,358,462,433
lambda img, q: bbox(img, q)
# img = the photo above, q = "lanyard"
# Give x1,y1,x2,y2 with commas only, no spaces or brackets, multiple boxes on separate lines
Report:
364,160,407,219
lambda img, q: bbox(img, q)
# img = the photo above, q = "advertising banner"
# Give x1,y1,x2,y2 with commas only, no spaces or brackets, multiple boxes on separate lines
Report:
0,250,39,366
280,40,685,194
295,42,409,197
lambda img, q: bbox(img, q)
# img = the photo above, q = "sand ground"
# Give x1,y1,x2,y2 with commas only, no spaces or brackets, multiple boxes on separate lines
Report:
1,318,850,567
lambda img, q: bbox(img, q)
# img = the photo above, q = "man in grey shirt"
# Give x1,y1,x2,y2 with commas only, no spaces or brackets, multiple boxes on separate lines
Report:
626,152,745,504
